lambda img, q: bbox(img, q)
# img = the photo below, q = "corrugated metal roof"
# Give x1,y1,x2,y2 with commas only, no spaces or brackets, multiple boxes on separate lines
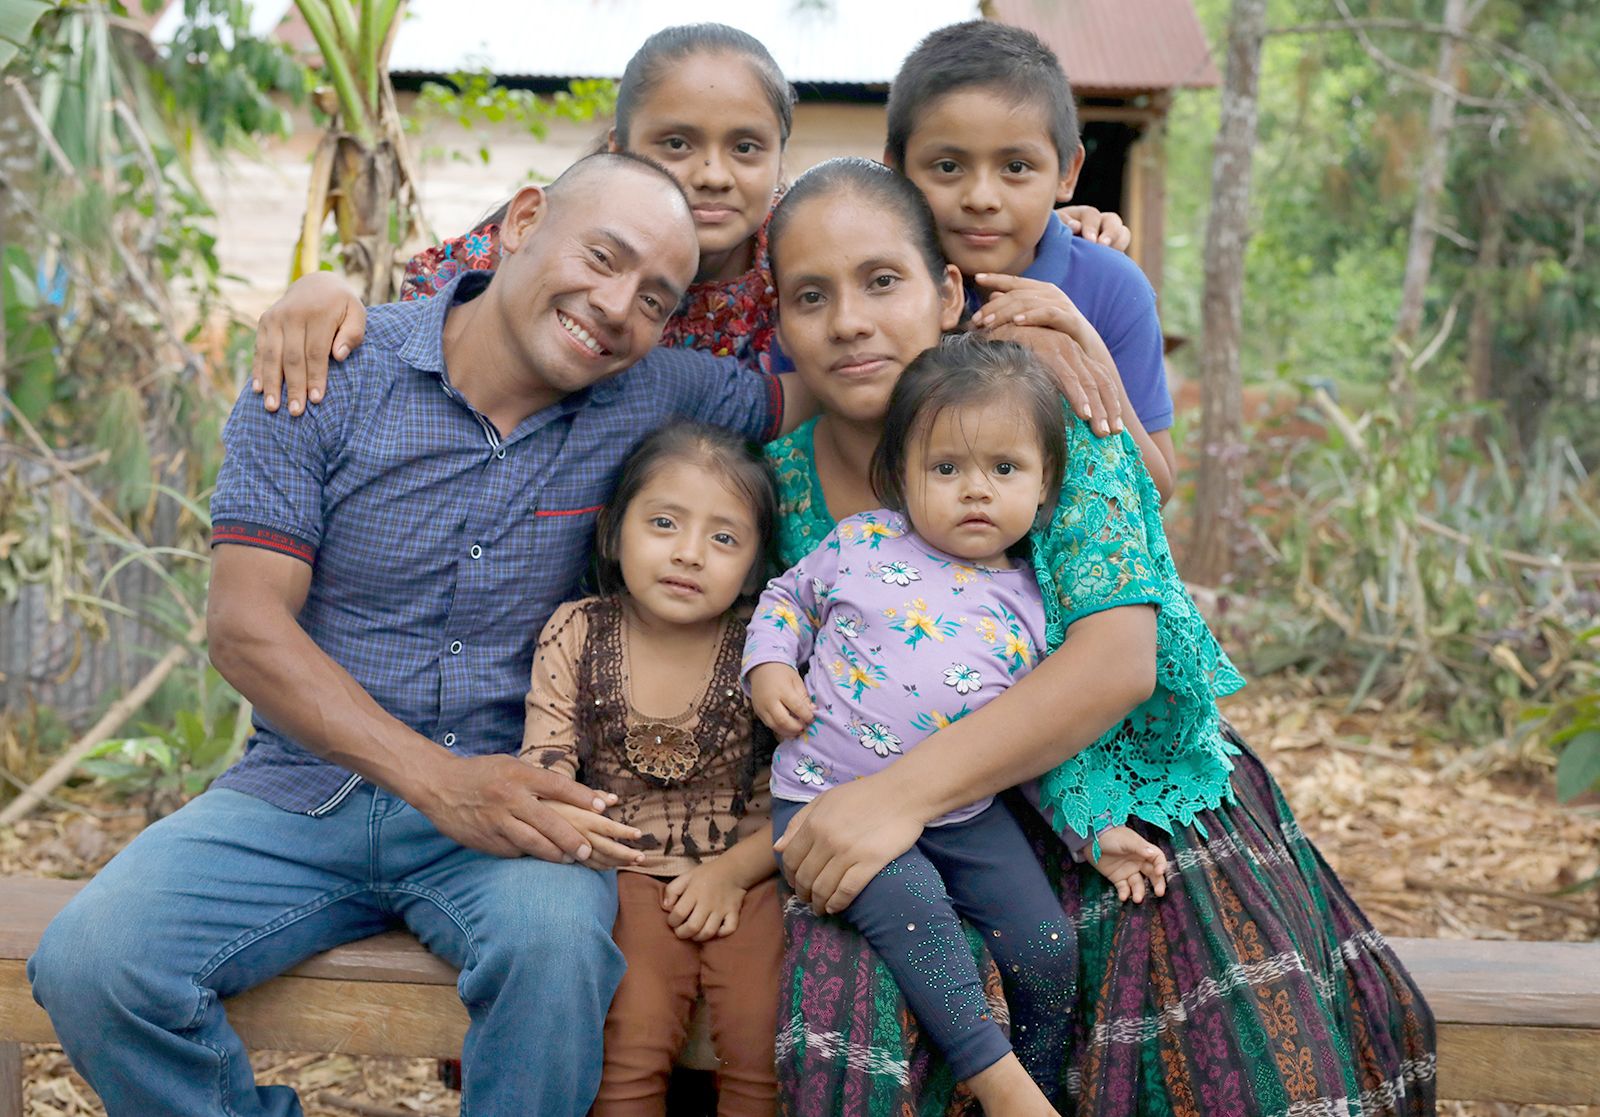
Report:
990,0,1219,92
156,0,1217,93
386,0,982,85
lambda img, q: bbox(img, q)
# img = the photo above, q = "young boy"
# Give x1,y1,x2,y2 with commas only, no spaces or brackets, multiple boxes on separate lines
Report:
884,20,1177,499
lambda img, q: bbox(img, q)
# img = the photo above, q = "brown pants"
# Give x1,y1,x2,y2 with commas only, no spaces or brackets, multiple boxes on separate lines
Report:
593,873,783,1117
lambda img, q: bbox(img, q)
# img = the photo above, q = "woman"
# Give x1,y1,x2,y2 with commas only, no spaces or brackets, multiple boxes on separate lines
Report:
758,157,1436,1117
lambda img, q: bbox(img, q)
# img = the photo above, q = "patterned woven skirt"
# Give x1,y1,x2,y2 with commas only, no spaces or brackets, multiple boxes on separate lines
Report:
775,732,1437,1117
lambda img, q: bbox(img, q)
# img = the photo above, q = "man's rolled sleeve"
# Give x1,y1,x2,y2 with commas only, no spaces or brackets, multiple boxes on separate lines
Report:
209,386,334,565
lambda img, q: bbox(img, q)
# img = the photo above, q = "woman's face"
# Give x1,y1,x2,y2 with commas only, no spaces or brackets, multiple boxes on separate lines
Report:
773,191,963,427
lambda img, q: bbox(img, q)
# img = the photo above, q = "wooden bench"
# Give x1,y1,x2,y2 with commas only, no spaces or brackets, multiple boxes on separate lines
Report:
3,875,1598,1113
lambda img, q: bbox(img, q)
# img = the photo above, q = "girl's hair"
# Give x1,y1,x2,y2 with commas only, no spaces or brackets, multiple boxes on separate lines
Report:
767,157,949,285
594,419,780,596
615,23,796,147
872,335,1067,521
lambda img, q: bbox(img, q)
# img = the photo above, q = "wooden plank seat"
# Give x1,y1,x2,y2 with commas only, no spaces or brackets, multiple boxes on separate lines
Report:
3,874,1599,1111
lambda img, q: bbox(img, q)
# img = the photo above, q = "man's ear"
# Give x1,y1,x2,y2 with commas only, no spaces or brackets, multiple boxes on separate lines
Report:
937,263,964,331
1056,143,1086,206
498,185,550,255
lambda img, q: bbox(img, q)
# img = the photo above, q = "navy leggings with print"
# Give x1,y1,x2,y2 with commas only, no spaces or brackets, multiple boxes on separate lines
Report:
771,797,1075,1089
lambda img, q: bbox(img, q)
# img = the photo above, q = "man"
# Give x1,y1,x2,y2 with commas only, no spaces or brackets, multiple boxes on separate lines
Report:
29,152,794,1117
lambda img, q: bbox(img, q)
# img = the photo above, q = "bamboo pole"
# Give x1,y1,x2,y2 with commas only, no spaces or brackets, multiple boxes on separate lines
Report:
0,616,205,828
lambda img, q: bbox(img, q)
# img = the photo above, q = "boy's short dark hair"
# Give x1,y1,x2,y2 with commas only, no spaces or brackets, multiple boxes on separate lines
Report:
886,21,1079,172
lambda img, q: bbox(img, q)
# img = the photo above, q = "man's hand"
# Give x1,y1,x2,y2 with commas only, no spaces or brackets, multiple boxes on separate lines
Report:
252,273,366,415
411,753,633,863
663,861,749,941
1060,205,1132,252
1090,825,1168,903
774,777,925,915
748,662,814,738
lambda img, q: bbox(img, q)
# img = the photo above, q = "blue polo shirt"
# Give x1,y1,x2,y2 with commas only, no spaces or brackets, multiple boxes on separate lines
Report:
209,272,782,815
967,219,1173,434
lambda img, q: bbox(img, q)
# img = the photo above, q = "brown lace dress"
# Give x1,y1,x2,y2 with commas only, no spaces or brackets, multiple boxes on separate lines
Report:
520,596,774,877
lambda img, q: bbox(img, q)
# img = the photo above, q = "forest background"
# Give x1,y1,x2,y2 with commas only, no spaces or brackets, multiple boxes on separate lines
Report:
0,0,1597,1110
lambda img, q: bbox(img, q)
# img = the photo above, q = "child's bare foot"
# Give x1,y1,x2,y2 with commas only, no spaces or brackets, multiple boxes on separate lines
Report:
965,1052,1062,1116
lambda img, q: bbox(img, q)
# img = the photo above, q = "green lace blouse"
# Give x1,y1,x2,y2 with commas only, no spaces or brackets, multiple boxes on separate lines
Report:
762,412,1246,839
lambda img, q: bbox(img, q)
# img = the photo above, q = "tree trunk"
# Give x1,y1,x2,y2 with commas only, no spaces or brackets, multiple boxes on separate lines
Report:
1465,178,1504,404
1188,0,1268,587
1388,0,1472,412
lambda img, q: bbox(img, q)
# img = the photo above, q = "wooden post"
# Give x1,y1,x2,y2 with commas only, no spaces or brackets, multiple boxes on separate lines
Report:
0,1041,22,1117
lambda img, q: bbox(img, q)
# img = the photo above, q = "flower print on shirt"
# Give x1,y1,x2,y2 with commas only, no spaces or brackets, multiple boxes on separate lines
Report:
910,706,973,733
794,755,829,787
943,663,983,694
874,560,920,587
830,642,887,700
765,601,803,635
833,612,865,640
973,604,1038,675
886,597,961,649
849,720,903,758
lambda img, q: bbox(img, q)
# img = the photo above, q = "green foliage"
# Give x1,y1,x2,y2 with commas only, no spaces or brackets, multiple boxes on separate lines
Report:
1246,391,1599,747
83,666,244,819
1167,0,1600,457
0,0,52,72
411,71,618,168
151,0,305,150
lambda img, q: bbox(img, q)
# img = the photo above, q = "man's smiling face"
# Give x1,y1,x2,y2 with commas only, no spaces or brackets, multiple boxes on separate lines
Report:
494,163,700,394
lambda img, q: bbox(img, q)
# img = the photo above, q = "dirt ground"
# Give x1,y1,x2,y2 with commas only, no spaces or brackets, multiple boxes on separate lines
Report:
4,675,1597,1117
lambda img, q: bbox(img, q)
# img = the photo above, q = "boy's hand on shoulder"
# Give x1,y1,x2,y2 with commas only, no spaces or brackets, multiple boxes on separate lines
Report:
663,862,748,941
748,663,815,738
1060,205,1132,252
1091,824,1168,904
252,272,366,416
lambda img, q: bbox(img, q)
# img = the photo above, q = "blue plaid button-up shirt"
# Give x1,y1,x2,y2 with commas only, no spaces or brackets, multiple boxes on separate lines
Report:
209,272,782,815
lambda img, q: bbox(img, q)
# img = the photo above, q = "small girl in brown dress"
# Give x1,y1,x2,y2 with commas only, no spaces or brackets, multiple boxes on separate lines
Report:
521,419,782,1117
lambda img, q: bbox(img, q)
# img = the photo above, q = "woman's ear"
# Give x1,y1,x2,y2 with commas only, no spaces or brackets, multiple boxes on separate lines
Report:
937,263,964,332
606,128,623,154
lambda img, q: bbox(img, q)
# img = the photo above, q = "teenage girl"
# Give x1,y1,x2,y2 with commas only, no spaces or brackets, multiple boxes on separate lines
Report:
247,24,1130,414
522,419,783,1116
744,336,1166,1117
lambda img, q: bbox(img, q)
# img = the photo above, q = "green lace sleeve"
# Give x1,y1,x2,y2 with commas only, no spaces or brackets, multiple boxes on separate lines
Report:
1032,415,1246,839
765,417,837,569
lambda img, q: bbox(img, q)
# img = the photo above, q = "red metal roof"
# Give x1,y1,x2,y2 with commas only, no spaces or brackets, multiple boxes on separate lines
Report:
989,0,1220,93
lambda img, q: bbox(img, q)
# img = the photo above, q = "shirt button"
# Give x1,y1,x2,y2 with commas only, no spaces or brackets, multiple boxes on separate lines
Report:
449,640,463,655
495,447,506,460
469,544,482,559
443,732,457,747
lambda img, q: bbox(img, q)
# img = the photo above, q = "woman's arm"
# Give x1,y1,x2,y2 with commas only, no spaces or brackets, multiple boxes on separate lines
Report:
776,602,1157,913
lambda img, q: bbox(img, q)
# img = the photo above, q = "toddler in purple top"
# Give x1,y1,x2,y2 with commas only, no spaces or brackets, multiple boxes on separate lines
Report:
744,337,1163,1116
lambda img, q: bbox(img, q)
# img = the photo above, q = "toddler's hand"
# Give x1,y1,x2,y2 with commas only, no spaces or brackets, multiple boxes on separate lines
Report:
663,862,748,941
544,801,646,870
748,663,815,738
1091,825,1168,903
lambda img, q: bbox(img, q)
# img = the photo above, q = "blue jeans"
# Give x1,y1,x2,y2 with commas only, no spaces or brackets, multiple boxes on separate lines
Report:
28,784,623,1117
